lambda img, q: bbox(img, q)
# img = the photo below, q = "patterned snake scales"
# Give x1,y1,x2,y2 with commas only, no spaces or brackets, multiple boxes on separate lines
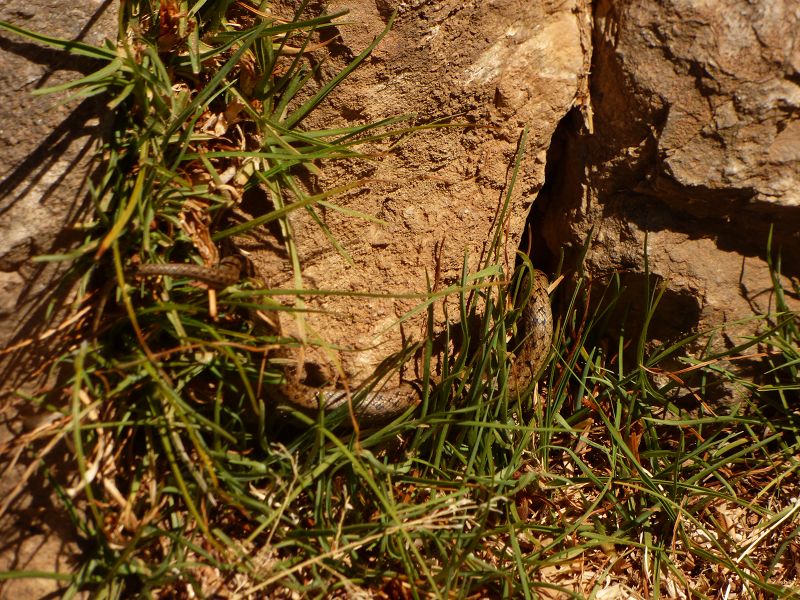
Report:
138,257,553,424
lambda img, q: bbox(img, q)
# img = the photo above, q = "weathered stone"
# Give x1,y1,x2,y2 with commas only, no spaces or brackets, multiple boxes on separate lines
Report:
538,0,800,344
0,1,116,386
244,0,591,386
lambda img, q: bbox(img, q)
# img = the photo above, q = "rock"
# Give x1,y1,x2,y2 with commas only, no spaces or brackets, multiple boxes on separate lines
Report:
0,1,116,392
537,0,799,344
244,0,590,386
2,0,795,403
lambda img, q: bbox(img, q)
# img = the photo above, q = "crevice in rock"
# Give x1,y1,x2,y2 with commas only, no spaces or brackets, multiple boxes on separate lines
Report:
518,100,707,344
519,0,800,350
519,106,588,274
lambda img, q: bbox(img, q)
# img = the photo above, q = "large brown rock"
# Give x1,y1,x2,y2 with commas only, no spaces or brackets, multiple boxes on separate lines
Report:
539,0,800,343
245,0,591,387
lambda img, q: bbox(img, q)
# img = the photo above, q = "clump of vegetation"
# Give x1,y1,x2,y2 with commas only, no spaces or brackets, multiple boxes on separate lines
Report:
1,2,798,597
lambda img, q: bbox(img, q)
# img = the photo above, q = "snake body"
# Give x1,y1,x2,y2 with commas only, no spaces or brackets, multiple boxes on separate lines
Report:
275,380,421,424
507,269,554,392
273,269,553,424
139,260,553,424
137,256,244,289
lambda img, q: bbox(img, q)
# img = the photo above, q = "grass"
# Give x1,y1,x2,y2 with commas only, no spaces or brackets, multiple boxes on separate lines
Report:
2,1,800,598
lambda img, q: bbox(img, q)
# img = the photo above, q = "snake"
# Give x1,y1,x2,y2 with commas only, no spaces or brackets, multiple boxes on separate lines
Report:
137,256,245,289
138,260,553,425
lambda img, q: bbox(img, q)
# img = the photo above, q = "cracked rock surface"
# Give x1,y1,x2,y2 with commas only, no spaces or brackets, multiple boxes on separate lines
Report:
244,0,590,386
538,0,799,344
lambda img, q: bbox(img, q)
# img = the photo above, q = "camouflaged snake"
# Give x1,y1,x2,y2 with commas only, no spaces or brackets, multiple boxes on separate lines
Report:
138,259,553,424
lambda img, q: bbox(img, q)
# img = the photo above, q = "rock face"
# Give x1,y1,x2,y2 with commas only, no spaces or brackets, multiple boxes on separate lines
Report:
245,0,591,387
538,0,800,343
250,0,799,389
0,2,116,392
